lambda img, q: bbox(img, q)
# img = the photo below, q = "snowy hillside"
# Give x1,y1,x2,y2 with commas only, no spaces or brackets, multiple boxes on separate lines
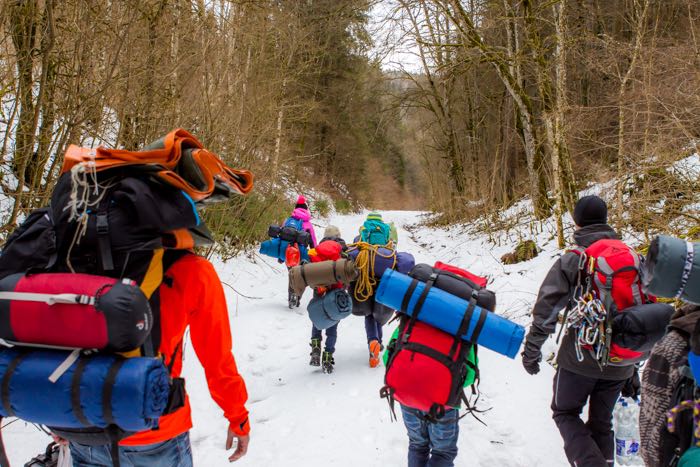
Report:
7,210,572,466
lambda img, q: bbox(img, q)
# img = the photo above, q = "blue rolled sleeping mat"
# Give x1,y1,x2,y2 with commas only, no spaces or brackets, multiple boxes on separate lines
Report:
375,269,525,359
0,349,170,432
347,248,415,278
260,237,310,263
307,289,353,330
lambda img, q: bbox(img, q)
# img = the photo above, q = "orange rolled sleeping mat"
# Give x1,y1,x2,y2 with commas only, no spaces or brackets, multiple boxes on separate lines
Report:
61,128,254,202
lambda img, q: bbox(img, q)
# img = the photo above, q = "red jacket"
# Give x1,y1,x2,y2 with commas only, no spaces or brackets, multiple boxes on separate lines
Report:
122,254,249,445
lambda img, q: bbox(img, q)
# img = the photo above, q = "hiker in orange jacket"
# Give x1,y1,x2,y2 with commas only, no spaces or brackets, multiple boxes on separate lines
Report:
67,252,250,466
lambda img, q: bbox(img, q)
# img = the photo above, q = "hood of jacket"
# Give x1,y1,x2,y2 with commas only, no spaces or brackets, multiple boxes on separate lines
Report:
573,224,618,248
669,303,700,334
292,207,311,221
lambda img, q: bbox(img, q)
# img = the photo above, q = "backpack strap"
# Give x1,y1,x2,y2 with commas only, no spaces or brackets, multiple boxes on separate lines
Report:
300,263,309,287
102,359,127,427
141,250,191,358
71,357,91,427
95,194,115,272
106,424,122,467
556,247,589,344
400,278,419,312
405,273,437,337
0,354,24,418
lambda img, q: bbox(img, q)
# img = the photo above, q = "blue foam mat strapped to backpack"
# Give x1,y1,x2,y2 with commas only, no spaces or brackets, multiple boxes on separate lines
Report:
260,237,309,263
307,289,353,330
375,270,525,359
0,349,170,432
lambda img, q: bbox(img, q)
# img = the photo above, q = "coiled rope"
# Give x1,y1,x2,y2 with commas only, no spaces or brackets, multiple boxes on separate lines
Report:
667,399,700,447
348,241,396,302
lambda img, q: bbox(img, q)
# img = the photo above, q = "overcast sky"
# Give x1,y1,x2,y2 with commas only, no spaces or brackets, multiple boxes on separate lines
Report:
369,1,423,72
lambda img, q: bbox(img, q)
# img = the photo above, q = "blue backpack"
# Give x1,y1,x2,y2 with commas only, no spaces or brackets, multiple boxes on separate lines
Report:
284,217,304,231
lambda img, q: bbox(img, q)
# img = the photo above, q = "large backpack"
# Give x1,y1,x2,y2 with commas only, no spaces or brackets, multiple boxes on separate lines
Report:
360,218,391,246
380,263,490,421
571,239,652,365
0,130,252,466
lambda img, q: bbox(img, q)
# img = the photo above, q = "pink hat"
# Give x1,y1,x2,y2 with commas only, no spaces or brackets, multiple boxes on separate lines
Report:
296,195,307,205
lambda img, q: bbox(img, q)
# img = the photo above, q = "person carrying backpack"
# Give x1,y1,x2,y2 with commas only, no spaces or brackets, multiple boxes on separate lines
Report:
639,303,700,466
308,226,348,374
356,212,392,367
637,234,700,466
69,252,251,466
0,130,253,467
384,318,480,467
285,196,318,308
521,195,641,467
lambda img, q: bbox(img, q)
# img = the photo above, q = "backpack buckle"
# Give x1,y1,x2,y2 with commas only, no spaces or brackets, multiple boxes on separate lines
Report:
96,214,109,235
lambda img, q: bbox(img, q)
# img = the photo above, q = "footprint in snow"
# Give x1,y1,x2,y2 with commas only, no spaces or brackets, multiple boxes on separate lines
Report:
274,377,286,386
249,394,270,404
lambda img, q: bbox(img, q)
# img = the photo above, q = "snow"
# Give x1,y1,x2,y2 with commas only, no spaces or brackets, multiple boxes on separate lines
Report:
6,210,571,466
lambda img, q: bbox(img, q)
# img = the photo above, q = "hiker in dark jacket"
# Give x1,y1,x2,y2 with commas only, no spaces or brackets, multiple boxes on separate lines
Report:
640,303,700,466
522,195,635,467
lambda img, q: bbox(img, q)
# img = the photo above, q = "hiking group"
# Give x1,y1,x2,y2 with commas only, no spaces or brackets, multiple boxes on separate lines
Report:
0,129,697,467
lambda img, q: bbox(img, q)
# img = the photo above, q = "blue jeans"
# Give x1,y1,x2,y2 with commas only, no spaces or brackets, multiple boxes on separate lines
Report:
364,315,383,344
401,405,459,467
311,323,338,353
70,432,193,467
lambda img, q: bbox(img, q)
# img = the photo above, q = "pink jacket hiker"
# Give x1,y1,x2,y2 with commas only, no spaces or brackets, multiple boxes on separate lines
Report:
291,207,317,247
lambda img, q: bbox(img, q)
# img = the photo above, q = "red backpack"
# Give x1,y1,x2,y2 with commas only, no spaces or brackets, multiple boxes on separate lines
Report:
571,239,652,365
380,263,487,421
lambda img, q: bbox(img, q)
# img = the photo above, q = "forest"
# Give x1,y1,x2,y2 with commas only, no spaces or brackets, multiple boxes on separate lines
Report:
0,0,698,253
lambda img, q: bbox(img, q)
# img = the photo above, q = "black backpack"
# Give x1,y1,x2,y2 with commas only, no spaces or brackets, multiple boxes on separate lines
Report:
0,169,208,466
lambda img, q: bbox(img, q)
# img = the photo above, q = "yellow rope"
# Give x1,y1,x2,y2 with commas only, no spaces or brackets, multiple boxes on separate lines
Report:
348,241,397,302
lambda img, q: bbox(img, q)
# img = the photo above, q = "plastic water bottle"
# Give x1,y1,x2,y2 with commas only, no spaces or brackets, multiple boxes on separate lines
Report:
614,397,642,465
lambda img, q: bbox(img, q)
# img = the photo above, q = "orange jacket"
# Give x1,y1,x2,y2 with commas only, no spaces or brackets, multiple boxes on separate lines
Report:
122,254,249,445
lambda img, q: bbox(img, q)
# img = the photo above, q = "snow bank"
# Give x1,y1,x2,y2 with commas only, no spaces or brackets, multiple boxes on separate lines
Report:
5,210,567,466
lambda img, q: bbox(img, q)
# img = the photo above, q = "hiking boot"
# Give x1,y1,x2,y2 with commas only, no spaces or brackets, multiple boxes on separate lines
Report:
288,291,300,309
369,339,381,368
309,339,321,366
322,351,335,374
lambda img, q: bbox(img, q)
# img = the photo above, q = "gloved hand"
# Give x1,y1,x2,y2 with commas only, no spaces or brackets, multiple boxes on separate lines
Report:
521,341,542,375
621,367,641,399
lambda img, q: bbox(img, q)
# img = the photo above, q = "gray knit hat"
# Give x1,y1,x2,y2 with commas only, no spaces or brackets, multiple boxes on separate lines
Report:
324,225,341,239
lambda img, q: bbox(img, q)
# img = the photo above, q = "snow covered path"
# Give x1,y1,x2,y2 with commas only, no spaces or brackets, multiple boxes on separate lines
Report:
6,210,569,466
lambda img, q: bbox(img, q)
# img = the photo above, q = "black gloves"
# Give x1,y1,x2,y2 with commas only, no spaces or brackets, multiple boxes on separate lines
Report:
621,367,641,399
521,341,542,375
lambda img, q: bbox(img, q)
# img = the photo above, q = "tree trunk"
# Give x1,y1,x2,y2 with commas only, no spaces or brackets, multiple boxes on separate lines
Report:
615,0,649,224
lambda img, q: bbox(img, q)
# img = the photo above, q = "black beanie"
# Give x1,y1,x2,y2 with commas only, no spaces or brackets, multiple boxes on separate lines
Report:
573,195,608,227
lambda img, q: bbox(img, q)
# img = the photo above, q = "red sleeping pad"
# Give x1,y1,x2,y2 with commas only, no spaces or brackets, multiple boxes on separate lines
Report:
0,273,152,351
